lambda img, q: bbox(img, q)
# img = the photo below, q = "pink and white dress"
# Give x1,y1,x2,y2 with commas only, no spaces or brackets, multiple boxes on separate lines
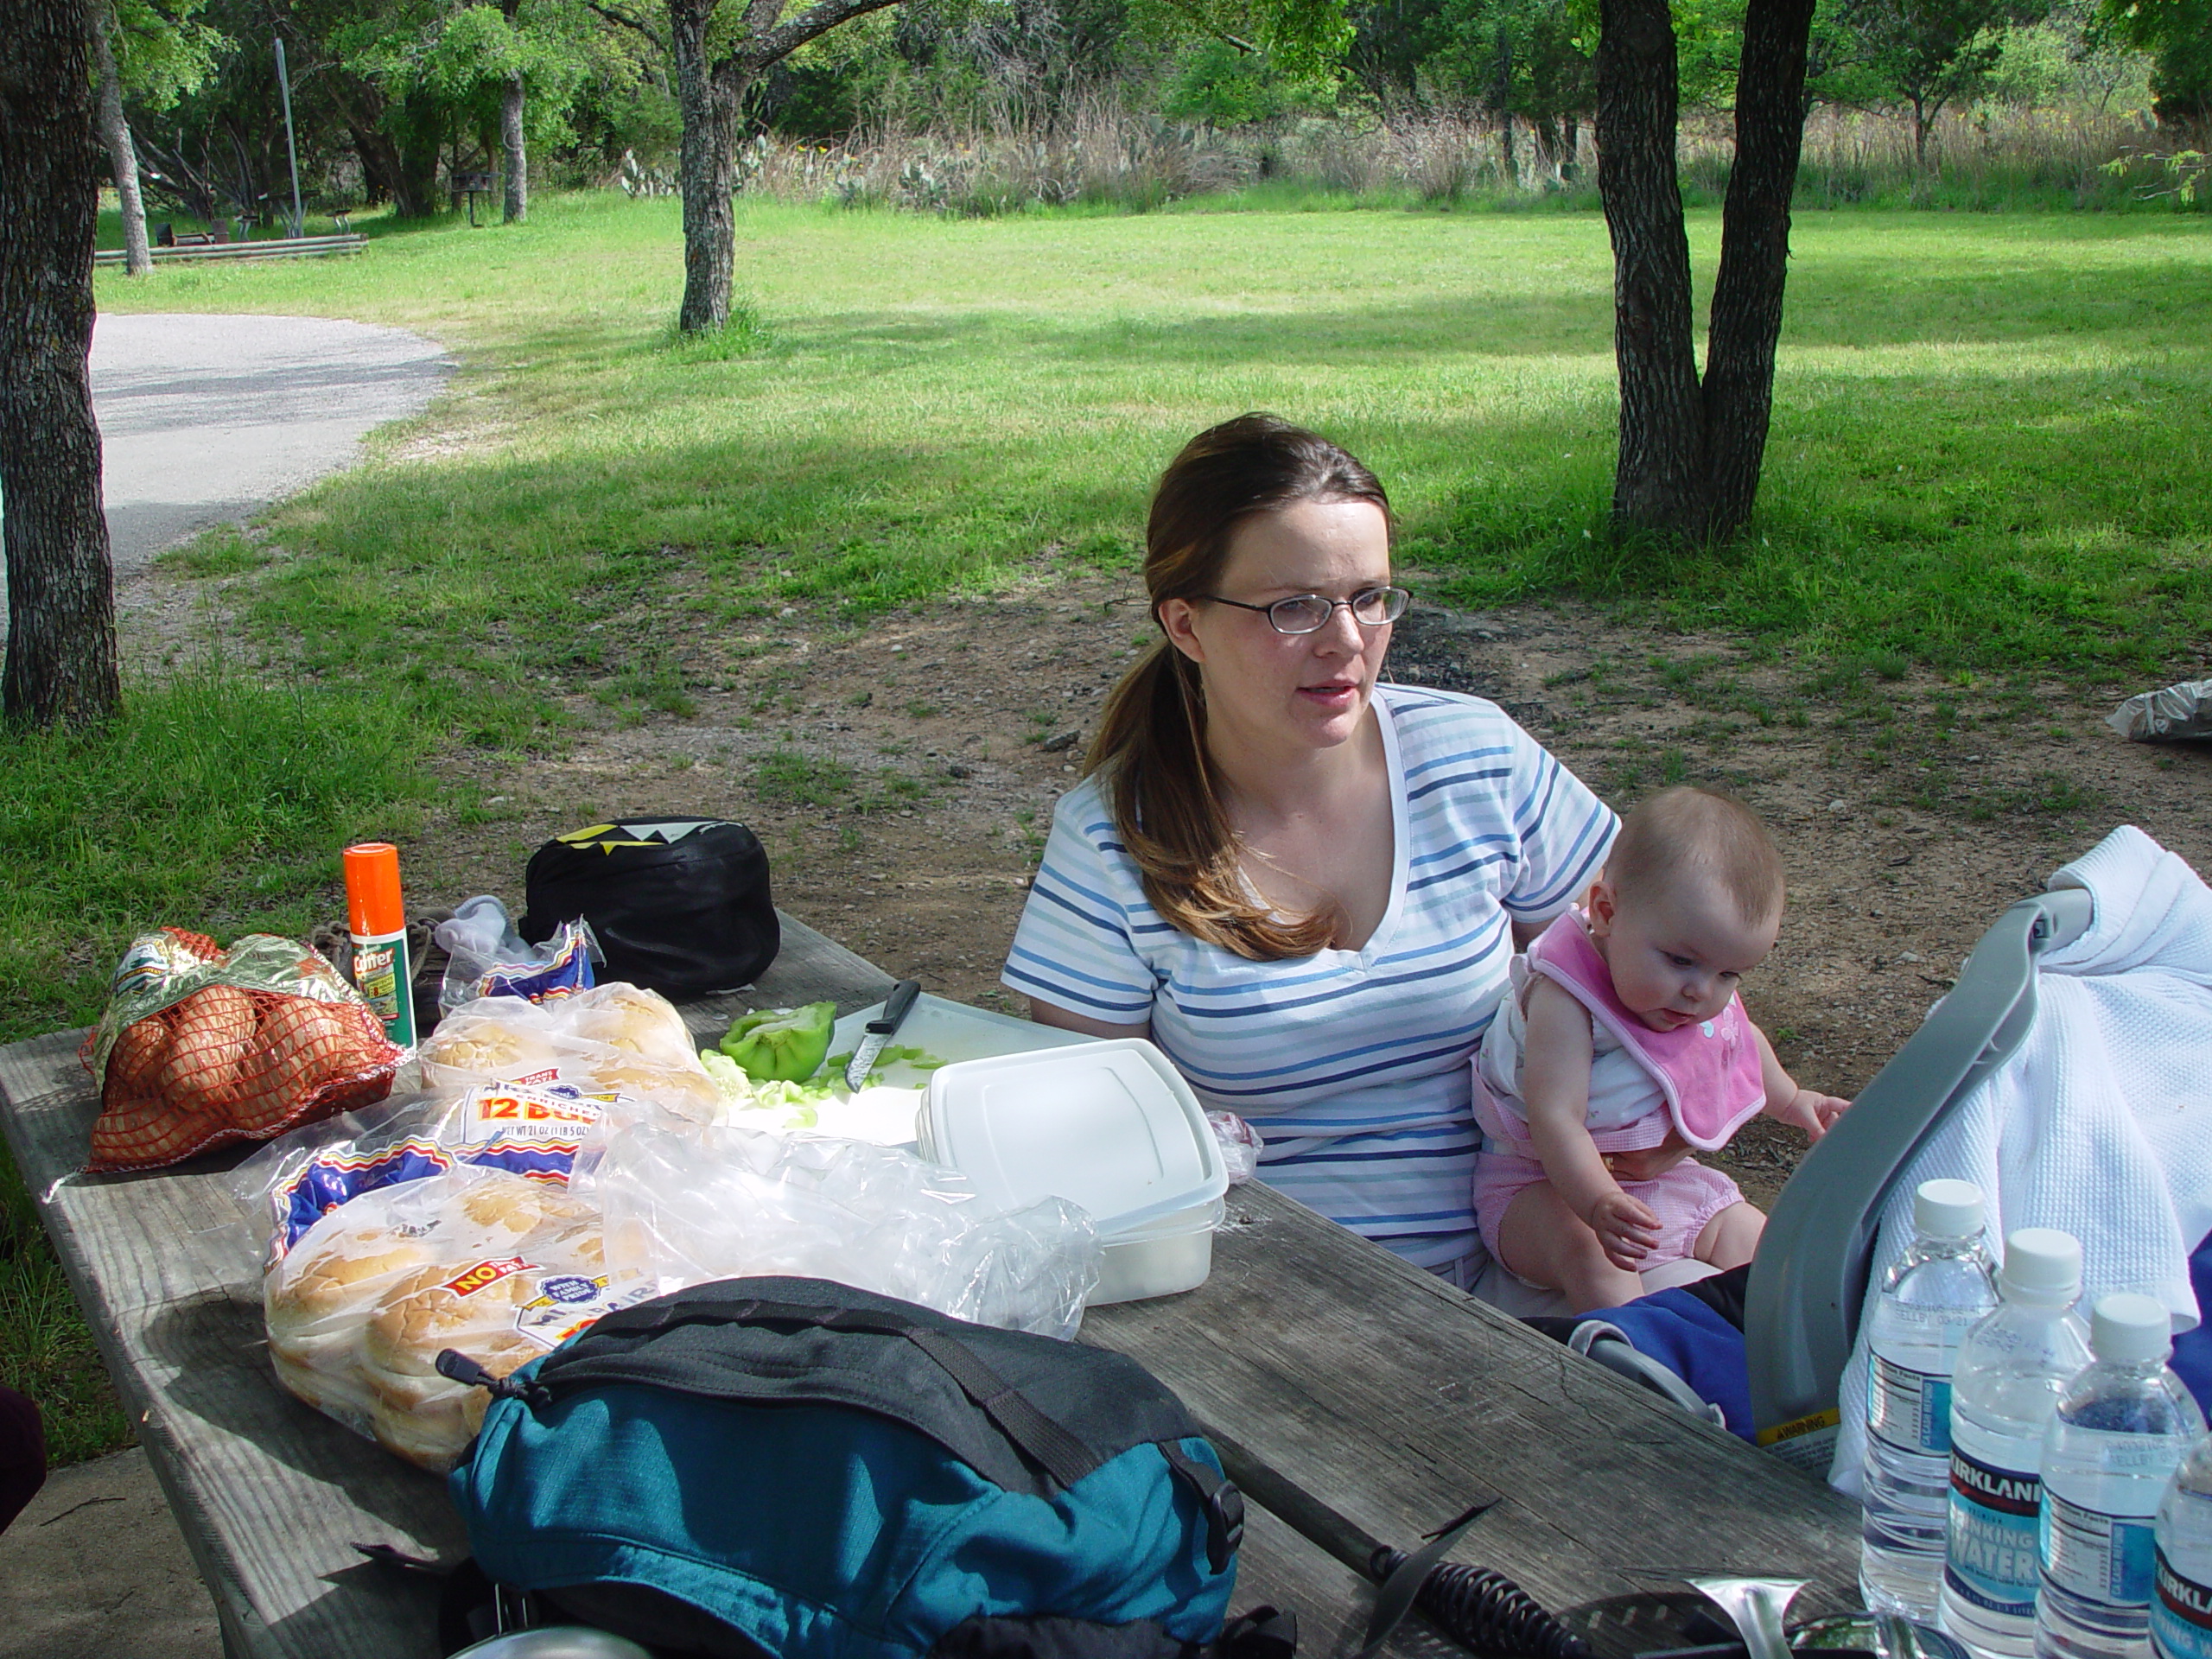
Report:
1471,912,1764,1273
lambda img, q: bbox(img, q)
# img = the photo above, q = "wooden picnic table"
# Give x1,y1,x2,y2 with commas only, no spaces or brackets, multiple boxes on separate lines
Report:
0,912,1862,1659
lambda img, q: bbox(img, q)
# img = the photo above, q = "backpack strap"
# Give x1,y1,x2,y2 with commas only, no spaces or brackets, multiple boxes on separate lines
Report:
1158,1440,1246,1574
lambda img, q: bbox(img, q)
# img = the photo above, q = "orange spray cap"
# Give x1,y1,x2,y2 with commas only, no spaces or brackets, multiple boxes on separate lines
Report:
343,842,406,937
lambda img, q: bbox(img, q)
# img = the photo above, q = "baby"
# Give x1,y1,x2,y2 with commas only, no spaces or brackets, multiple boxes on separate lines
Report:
1471,786,1849,1312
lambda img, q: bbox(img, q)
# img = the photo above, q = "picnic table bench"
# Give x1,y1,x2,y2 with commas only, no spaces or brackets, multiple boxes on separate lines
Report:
0,912,1861,1659
93,233,368,268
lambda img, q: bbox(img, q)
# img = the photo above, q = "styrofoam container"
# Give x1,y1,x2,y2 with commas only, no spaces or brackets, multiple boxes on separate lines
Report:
919,1039,1229,1305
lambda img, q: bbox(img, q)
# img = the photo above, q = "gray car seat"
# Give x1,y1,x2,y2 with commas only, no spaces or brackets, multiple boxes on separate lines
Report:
1742,887,2096,1475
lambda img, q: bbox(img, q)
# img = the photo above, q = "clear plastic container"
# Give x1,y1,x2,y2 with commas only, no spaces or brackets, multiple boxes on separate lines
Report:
2152,1431,2212,1659
921,1039,1229,1306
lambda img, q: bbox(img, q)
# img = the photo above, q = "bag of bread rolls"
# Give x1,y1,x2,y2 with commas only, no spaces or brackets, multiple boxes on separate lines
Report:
263,1165,648,1472
417,985,720,1119
79,930,401,1173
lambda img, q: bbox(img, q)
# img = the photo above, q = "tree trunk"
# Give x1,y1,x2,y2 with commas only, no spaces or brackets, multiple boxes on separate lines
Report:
1911,96,1929,167
1595,0,1704,537
0,0,122,728
1699,0,1815,541
499,0,527,223
670,0,749,332
89,0,150,275
501,75,527,221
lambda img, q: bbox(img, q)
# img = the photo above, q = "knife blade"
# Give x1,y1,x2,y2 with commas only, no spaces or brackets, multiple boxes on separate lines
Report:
845,979,922,1090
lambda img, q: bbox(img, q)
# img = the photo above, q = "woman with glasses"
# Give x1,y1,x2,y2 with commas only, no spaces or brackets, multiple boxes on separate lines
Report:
1001,413,1618,1287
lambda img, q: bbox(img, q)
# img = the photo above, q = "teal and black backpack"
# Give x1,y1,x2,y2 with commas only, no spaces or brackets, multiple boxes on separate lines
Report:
440,1275,1289,1659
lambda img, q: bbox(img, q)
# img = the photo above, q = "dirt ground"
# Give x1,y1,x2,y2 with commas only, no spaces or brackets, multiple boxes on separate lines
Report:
126,563,2212,1208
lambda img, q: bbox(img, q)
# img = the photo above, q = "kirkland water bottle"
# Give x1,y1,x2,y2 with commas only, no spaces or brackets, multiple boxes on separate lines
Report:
2152,1430,2212,1659
1864,1179,2002,1620
1942,1230,2094,1659
2035,1294,2205,1659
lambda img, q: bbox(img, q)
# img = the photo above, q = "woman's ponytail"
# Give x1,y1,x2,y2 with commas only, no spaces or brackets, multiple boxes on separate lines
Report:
1080,414,1389,959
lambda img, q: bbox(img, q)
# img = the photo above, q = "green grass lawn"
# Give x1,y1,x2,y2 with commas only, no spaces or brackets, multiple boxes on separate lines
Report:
93,194,2212,679
6,190,2205,1459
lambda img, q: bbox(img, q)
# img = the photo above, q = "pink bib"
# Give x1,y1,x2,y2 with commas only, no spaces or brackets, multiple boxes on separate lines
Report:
1476,912,1766,1154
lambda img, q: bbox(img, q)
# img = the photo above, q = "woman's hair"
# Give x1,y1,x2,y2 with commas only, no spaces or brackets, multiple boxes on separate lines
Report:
1605,786,1786,925
1084,412,1392,961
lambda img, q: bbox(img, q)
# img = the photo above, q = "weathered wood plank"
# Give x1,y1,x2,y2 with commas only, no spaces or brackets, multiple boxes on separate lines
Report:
677,910,898,1042
1080,1180,1862,1637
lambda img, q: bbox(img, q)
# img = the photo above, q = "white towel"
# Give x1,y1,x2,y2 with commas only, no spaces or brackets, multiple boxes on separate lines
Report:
1829,824,2212,1495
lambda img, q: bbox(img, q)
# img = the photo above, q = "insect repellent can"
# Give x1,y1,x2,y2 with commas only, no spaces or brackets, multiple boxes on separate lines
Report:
343,842,416,1048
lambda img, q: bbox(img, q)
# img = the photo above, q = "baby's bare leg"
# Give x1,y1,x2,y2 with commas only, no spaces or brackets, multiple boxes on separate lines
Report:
1694,1200,1765,1270
1497,1181,1647,1313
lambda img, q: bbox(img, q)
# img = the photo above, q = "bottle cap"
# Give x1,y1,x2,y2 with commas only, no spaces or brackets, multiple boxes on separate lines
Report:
2090,1292,2172,1363
1999,1228,2083,1303
1914,1179,1985,1240
343,842,405,937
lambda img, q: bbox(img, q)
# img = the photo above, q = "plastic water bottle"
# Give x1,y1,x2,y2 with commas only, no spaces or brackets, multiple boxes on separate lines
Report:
2035,1294,2205,1659
1941,1229,2093,1658
1863,1179,2001,1620
2152,1429,2212,1659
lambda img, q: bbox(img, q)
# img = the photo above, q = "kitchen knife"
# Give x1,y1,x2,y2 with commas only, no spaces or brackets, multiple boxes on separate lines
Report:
844,979,922,1090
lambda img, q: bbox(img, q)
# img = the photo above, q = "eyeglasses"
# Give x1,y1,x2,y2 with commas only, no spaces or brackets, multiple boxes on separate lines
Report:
1200,586,1410,635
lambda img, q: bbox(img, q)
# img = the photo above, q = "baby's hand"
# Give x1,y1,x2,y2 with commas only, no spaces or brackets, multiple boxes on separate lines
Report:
1586,1190,1662,1271
1776,1088,1851,1141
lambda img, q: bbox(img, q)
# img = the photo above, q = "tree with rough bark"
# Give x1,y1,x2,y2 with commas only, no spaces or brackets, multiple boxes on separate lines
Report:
667,0,909,332
92,0,226,264
0,0,122,728
92,0,155,274
1593,0,1817,544
502,0,528,219
665,0,1352,330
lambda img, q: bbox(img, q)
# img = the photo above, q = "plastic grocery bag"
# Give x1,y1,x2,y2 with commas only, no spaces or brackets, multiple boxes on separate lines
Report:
435,896,598,1010
578,1097,1101,1339
2108,679,2212,742
80,928,400,1173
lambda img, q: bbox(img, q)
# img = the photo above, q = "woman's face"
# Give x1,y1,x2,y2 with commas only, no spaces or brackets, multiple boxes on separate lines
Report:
1159,498,1393,759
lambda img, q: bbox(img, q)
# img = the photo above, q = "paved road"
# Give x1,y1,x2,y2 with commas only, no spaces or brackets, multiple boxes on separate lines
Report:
1,310,451,630
89,311,453,575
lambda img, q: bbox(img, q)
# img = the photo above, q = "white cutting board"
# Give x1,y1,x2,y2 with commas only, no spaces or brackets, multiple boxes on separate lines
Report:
816,993,1096,1144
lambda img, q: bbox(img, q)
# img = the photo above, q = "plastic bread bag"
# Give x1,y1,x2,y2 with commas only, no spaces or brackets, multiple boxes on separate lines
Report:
416,986,720,1118
234,1084,607,1277
260,1162,645,1472
576,1096,1100,1340
79,929,402,1173
435,898,597,1011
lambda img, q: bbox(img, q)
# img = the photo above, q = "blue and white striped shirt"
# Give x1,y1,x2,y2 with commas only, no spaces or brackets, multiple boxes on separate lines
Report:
1001,684,1618,1273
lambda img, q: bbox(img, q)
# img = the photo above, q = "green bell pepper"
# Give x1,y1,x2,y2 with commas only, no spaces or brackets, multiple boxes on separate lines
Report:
717,1001,836,1083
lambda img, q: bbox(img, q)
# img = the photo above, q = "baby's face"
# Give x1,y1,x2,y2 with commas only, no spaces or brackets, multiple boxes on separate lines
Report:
1589,874,1781,1033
